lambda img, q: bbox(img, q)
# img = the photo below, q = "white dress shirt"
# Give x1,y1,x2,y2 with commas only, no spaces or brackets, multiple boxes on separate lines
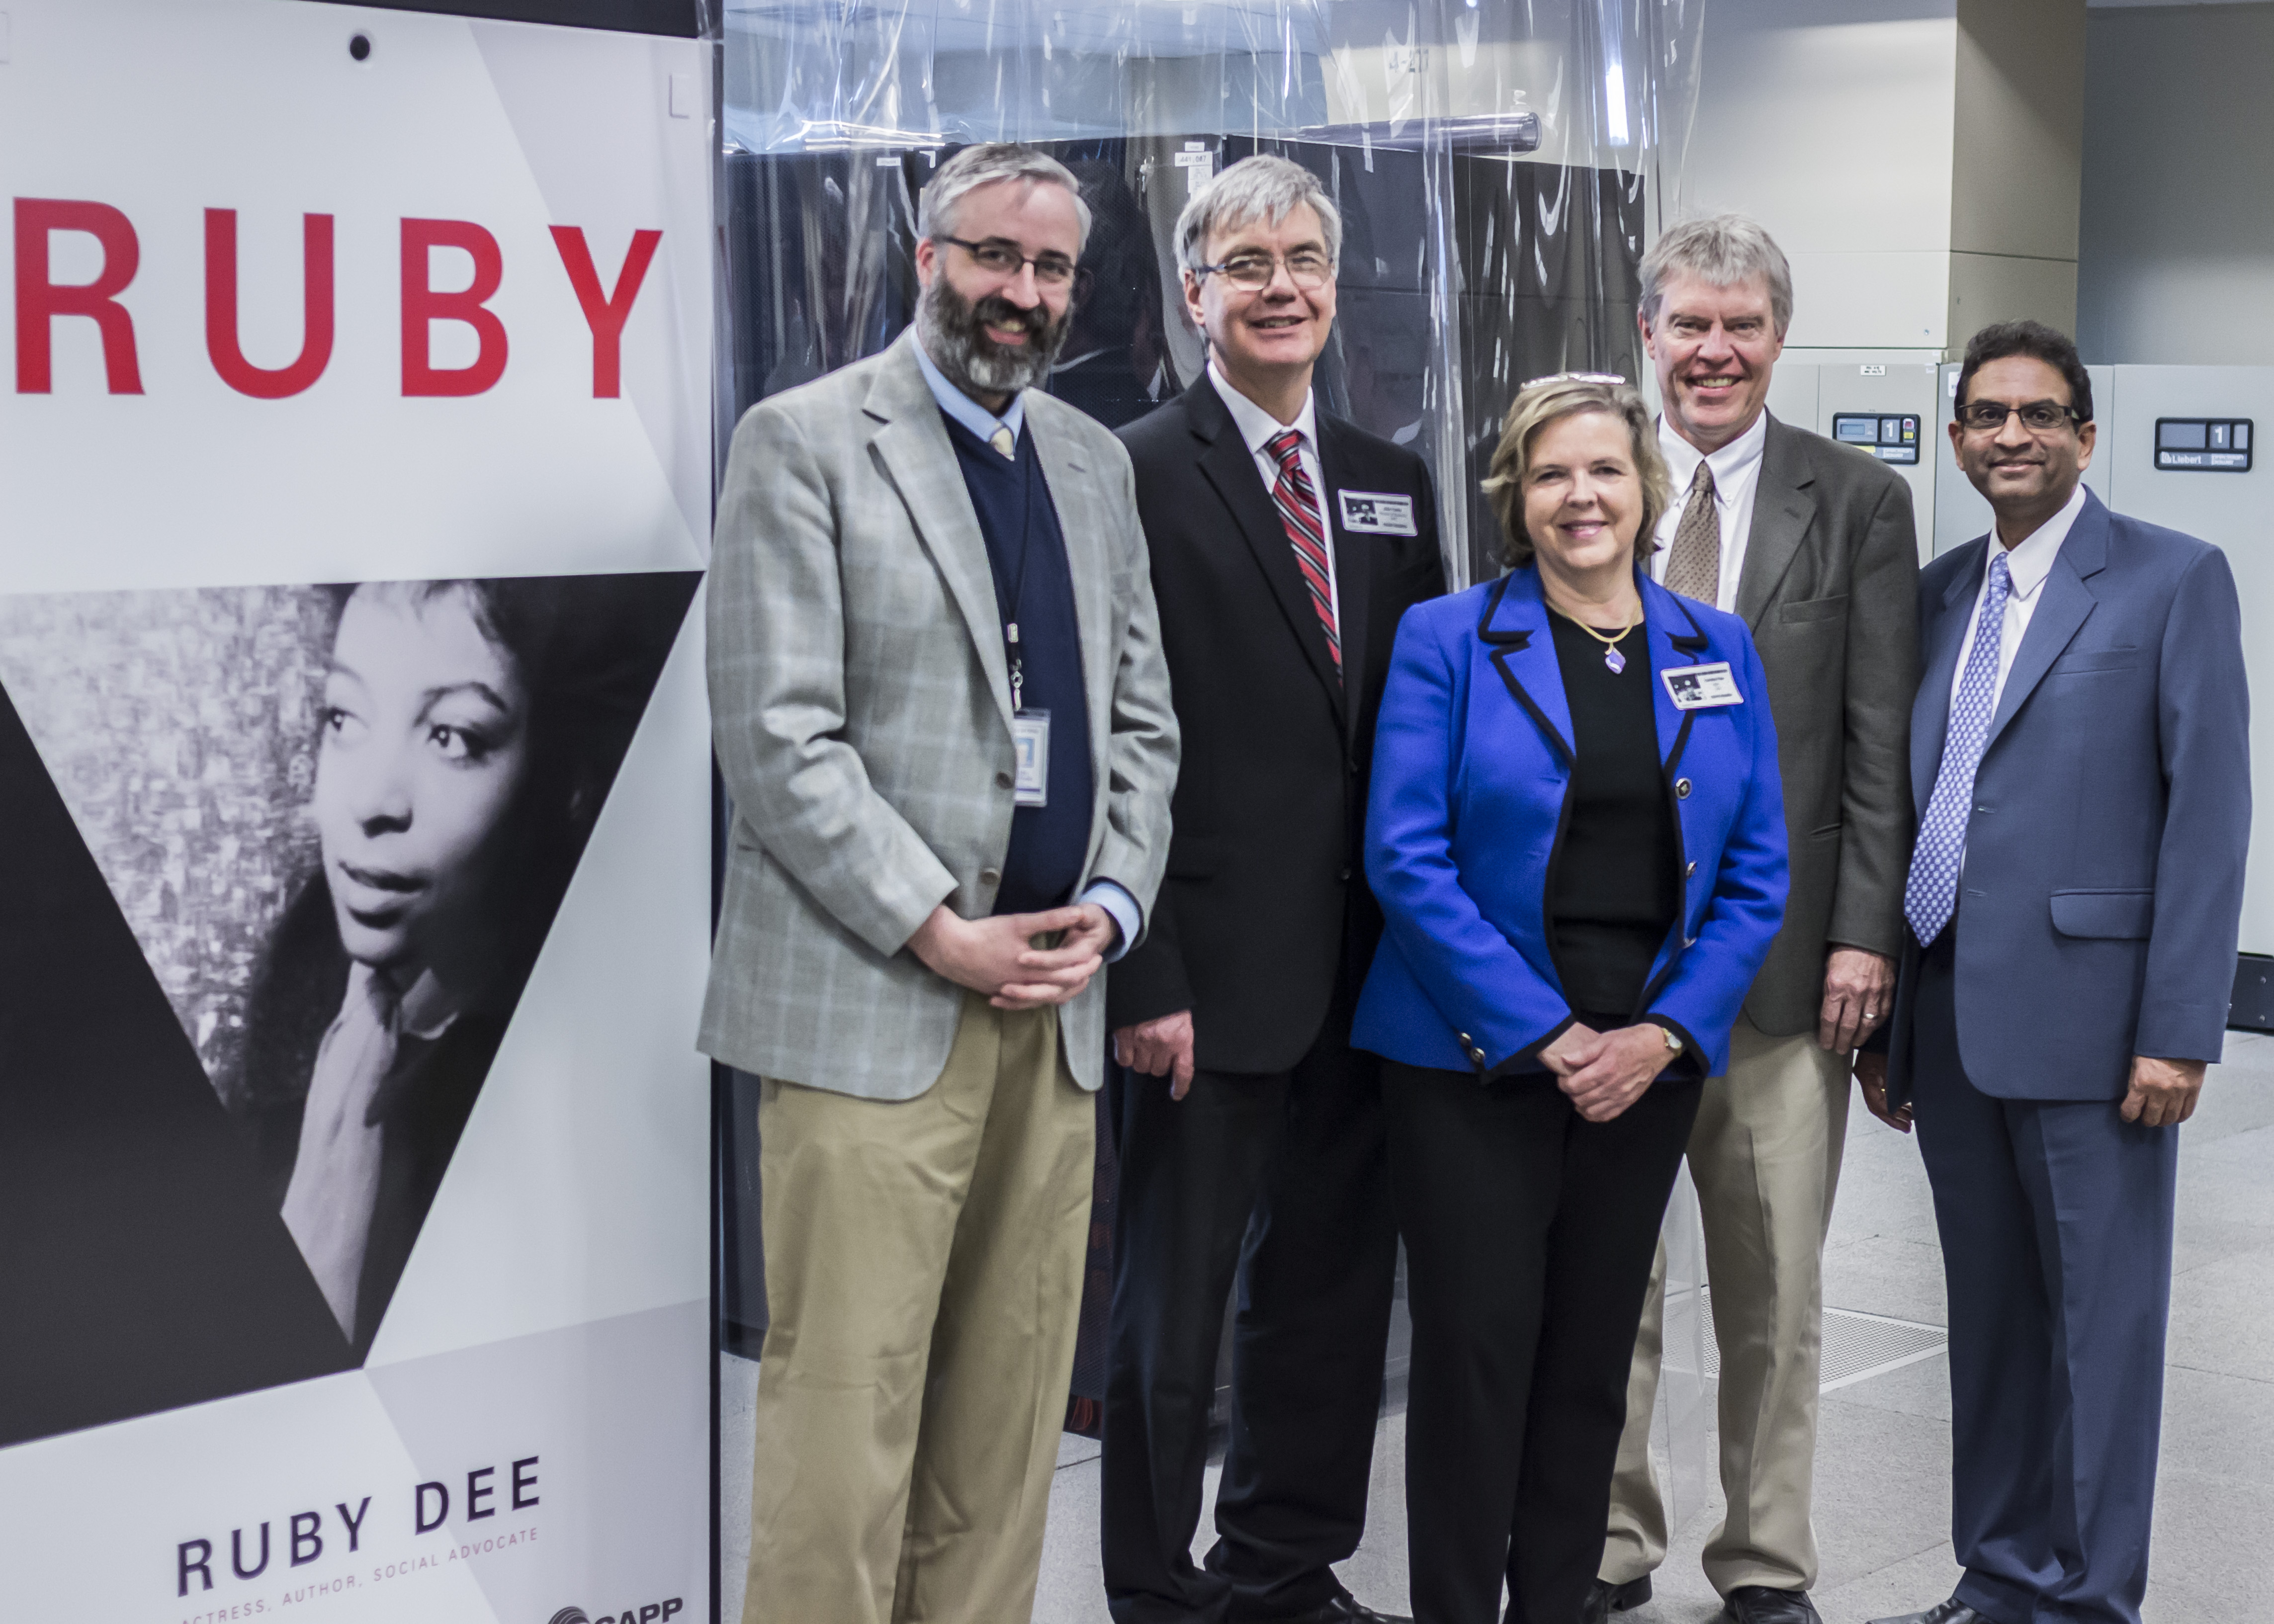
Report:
1210,362,1340,637
1649,410,1770,613
910,335,1140,958
1946,483,2089,721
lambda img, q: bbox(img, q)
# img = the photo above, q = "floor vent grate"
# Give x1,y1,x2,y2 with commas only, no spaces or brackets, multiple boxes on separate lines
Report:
1698,1291,1949,1391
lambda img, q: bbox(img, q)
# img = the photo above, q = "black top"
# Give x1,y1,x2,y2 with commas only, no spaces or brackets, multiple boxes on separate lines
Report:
941,411,1095,917
1546,608,1679,1019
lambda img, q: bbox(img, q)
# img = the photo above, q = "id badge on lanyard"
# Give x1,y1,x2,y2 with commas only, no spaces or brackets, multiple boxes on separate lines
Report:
1011,709,1050,808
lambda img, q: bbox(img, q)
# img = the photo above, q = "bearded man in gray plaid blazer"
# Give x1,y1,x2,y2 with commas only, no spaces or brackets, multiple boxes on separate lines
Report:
701,144,1178,1624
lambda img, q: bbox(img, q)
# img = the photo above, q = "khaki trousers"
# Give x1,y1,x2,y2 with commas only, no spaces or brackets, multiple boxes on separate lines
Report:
742,992,1095,1624
1601,1014,1851,1596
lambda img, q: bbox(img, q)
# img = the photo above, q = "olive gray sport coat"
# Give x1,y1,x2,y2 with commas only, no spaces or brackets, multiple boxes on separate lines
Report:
699,331,1180,1098
1735,413,1921,1035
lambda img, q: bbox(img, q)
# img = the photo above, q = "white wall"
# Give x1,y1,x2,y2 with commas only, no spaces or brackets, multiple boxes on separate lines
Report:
1678,0,1959,350
2077,0,2274,363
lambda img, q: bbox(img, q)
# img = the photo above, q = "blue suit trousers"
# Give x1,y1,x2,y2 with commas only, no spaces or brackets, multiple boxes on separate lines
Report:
1910,928,2178,1624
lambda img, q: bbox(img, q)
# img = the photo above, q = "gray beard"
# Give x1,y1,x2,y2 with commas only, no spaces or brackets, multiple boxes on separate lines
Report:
914,275,1068,399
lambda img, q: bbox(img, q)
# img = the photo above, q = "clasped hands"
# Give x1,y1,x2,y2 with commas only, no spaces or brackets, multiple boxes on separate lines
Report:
1540,1023,1673,1123
909,901,1118,1011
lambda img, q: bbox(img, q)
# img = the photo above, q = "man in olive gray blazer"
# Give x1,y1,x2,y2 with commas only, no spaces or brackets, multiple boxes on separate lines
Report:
701,144,1177,1624
1595,216,1920,1624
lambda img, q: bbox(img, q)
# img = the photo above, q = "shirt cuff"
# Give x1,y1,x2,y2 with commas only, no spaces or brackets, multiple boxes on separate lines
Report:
1079,880,1142,963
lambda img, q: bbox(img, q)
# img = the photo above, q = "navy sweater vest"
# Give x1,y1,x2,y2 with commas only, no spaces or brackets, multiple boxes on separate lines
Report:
941,412,1094,917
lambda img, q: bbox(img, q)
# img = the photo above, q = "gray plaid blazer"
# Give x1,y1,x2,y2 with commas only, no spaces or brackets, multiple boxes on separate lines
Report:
699,331,1179,1099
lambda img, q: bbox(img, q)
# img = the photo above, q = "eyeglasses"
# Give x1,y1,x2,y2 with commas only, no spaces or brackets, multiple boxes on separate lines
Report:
940,235,1077,287
1521,371,1627,389
1957,399,2085,434
1194,250,1335,291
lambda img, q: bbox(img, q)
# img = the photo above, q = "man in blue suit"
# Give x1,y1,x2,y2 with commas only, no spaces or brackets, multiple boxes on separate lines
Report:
1857,320,2249,1624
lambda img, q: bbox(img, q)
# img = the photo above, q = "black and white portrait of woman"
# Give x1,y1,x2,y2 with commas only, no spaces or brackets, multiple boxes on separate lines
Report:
0,572,695,1356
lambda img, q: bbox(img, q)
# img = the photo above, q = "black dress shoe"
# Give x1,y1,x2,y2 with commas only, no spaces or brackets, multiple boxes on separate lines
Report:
1583,1576,1654,1622
1722,1587,1822,1624
1866,1601,1986,1624
1247,1592,1411,1624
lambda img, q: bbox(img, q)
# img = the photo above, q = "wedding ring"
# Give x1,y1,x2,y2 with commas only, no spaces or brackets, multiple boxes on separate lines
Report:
1864,1008,1878,1020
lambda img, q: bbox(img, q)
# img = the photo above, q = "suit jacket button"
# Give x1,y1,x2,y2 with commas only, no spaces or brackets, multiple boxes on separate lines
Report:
980,867,1002,887
1458,1031,1472,1044
1675,777,1693,799
996,769,1014,789
1685,860,1697,877
1470,1048,1486,1063
1339,866,1352,882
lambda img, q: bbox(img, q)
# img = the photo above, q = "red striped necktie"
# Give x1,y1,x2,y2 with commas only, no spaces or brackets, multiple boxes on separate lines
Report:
1265,428,1340,680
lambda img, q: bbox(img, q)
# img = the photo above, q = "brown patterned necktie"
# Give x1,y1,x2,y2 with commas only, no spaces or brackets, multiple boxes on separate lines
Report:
1663,459,1721,604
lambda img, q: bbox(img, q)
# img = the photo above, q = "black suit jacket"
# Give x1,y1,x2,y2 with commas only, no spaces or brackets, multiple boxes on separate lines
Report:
1108,375,1445,1073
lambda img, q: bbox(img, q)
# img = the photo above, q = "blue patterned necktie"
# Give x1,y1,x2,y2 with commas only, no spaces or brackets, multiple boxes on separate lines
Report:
1904,550,2013,946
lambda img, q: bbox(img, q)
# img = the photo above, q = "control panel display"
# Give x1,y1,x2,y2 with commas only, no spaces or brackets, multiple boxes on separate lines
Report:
1832,412,1921,465
2155,418,2253,472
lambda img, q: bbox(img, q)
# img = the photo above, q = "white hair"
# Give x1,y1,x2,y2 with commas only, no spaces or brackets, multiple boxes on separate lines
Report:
1639,213,1795,336
917,143,1092,251
1175,154,1342,273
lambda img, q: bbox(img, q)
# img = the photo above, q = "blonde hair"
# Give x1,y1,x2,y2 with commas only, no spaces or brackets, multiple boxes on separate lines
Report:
1640,213,1794,336
1481,378,1672,571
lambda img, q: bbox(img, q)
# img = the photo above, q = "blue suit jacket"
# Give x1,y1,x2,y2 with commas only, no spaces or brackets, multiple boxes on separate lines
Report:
1352,567,1788,1079
1888,490,2250,1107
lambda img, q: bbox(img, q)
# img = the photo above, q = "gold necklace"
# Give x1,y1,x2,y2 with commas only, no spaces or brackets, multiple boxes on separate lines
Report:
1552,601,1642,673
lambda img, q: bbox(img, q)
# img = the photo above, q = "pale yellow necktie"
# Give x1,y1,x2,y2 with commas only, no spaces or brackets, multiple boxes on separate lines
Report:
1663,459,1721,604
989,425,1016,458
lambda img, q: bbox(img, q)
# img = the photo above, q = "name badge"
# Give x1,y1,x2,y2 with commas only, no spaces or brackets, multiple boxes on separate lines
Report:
1662,662,1745,710
1011,709,1051,807
1336,490,1418,536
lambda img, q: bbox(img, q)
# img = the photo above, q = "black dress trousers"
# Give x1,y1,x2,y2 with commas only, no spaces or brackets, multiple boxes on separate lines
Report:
1386,1057,1702,1624
1101,980,1399,1624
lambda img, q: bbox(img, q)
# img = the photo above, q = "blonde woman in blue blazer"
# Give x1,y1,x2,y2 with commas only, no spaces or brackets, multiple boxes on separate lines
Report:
1352,376,1788,1624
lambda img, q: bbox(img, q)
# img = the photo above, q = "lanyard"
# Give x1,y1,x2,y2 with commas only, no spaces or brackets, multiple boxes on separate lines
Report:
998,426,1040,713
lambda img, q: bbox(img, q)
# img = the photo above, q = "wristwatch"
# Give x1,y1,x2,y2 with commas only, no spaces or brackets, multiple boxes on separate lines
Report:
1658,1025,1685,1056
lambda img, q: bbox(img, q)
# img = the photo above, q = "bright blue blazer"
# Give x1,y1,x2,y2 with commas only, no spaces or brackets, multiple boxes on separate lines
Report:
1352,566,1789,1079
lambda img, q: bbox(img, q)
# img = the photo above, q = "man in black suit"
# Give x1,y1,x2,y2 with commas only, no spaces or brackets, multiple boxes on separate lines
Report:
1100,154,1445,1624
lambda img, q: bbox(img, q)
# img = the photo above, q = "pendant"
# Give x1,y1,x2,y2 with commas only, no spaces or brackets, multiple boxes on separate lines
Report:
1603,647,1627,675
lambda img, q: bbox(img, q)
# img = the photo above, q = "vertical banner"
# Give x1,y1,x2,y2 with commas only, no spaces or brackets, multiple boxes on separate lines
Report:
0,4,713,1622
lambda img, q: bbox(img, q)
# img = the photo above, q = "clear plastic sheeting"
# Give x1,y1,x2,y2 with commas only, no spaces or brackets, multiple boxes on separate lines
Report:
716,0,1705,584
711,0,1716,1563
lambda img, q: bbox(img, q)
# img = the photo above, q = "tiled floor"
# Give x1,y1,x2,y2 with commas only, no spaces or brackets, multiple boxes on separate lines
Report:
721,1033,2274,1624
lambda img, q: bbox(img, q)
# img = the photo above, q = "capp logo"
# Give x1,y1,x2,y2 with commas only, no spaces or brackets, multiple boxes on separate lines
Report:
548,1603,684,1624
